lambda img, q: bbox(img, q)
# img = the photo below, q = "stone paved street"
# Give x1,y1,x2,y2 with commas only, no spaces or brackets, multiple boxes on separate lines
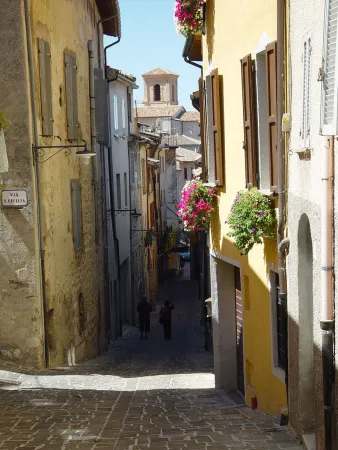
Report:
0,274,302,450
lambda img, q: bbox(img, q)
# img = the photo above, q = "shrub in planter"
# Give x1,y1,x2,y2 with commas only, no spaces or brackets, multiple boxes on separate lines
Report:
177,178,216,232
226,188,277,255
174,0,206,38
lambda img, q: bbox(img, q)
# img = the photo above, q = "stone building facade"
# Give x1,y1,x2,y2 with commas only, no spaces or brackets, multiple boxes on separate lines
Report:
0,0,120,368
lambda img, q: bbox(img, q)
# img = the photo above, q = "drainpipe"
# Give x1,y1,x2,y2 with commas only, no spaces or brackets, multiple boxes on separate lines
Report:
320,136,334,450
277,0,288,399
183,56,202,72
24,0,49,368
97,15,118,69
104,37,121,79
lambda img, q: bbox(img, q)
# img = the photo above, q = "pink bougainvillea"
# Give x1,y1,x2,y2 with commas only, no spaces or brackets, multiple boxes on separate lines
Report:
174,0,206,38
177,178,215,232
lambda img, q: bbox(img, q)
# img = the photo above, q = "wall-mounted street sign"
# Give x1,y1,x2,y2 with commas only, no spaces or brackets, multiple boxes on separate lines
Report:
1,189,28,208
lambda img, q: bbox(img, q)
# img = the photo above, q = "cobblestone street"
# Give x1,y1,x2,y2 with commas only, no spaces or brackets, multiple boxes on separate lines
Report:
0,275,302,450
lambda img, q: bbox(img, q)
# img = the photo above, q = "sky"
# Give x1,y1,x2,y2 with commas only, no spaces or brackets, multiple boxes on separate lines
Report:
104,0,200,110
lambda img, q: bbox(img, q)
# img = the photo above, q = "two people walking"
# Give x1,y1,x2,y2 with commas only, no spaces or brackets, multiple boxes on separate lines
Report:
137,295,175,340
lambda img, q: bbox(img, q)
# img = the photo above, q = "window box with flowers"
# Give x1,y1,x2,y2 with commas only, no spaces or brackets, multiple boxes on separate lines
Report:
225,188,277,255
178,178,216,232
174,0,206,38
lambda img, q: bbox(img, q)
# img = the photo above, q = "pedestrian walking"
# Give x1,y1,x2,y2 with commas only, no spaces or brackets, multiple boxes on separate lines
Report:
137,294,152,339
159,300,175,340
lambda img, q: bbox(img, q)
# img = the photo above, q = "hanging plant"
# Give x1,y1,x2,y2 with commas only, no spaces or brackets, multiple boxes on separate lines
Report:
144,232,153,247
174,0,206,38
177,178,215,232
0,111,11,129
226,188,277,255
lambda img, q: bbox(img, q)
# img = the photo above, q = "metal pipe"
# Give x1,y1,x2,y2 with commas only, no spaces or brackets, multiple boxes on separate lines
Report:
320,136,334,450
277,0,288,399
24,0,49,368
183,56,203,72
104,37,121,79
97,15,118,69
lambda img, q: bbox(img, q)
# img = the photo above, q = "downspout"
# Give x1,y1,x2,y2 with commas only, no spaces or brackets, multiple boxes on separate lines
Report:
104,37,121,79
97,15,118,69
24,0,49,368
277,0,288,399
320,136,334,450
183,56,203,72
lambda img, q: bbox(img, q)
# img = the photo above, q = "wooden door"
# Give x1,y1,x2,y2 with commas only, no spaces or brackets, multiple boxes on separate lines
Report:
234,267,244,394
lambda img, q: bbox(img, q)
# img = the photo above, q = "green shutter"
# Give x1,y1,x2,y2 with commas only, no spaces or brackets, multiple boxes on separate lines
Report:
65,53,78,140
38,39,53,136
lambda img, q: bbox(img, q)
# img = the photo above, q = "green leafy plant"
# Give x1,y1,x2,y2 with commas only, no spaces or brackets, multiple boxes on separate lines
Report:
0,111,11,129
144,232,153,247
226,188,277,255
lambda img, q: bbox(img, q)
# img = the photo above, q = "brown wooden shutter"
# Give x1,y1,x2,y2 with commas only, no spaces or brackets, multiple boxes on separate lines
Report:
210,69,224,186
265,41,278,191
241,55,257,187
199,77,207,182
38,39,53,136
65,53,78,140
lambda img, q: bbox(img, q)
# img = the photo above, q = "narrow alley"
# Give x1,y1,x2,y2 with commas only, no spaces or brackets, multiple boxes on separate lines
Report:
0,274,301,450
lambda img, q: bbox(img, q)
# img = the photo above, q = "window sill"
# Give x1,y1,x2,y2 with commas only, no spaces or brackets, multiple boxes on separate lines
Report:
203,182,217,188
258,189,277,197
272,366,285,384
114,134,119,139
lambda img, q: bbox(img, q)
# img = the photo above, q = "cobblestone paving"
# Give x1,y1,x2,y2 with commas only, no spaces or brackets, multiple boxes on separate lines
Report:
0,276,302,449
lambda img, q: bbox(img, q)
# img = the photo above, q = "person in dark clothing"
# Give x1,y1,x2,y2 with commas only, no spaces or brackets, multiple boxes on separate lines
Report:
159,300,175,340
137,294,152,339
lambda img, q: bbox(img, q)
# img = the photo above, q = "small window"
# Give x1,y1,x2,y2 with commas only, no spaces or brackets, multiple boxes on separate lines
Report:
64,53,78,140
172,84,175,102
154,84,161,101
71,180,82,250
113,95,119,135
116,174,121,209
124,172,128,207
122,98,126,136
38,39,53,136
184,168,188,180
78,293,85,336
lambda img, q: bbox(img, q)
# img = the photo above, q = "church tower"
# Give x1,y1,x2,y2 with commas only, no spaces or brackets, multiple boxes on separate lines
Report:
142,67,179,106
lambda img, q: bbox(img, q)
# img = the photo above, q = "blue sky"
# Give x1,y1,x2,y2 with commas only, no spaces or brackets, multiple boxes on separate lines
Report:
104,0,200,110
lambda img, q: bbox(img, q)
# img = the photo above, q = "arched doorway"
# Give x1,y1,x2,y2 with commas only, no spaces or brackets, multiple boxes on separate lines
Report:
298,214,315,435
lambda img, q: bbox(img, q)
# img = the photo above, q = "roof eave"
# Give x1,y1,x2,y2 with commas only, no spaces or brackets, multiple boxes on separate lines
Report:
96,0,121,37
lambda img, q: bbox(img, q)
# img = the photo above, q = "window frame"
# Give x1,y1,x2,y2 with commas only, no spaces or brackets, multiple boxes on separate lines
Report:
113,94,119,137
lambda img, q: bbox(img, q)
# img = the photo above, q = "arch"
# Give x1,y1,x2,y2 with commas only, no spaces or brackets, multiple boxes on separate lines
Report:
298,213,315,434
154,84,161,101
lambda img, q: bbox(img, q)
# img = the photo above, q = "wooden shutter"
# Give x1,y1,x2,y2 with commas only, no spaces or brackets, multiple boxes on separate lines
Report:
321,0,338,135
38,39,53,136
241,55,257,187
65,53,78,140
265,41,278,191
71,180,82,249
199,77,207,182
302,36,311,147
210,69,224,186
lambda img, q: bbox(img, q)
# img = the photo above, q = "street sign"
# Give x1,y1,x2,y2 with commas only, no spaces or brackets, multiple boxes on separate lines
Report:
1,189,28,208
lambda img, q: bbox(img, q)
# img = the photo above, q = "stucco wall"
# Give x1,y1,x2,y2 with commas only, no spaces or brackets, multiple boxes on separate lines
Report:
0,0,44,366
203,0,285,416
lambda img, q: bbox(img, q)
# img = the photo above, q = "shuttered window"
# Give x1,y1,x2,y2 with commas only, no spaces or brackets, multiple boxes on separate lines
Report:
205,69,224,186
265,42,278,191
199,77,207,182
302,36,311,147
113,95,119,135
64,53,78,140
321,0,338,135
38,39,53,136
241,55,257,187
71,180,82,250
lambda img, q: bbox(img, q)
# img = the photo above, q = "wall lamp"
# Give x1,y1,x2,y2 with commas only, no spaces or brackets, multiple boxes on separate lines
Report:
32,144,96,165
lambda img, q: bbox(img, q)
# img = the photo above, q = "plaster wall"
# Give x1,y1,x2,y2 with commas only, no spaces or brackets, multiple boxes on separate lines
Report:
143,75,178,106
203,0,286,416
182,121,200,140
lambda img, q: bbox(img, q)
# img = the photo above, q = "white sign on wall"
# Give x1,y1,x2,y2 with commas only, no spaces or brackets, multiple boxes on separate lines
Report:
1,190,28,208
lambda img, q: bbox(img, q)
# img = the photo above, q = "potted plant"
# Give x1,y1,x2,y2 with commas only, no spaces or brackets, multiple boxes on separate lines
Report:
177,178,216,232
226,188,277,255
174,0,206,38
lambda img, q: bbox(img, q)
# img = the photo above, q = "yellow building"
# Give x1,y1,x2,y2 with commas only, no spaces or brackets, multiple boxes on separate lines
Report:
183,0,287,416
0,0,120,367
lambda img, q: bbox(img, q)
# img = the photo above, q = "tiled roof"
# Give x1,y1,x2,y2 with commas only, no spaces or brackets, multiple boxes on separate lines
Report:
96,0,121,37
142,67,179,77
107,67,137,85
134,105,184,118
176,148,202,162
179,111,200,122
175,135,201,146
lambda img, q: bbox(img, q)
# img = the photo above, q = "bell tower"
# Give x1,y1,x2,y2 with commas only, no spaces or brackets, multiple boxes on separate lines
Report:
142,67,179,106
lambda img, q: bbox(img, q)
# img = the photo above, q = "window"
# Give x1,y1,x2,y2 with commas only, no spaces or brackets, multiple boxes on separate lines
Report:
124,172,128,207
142,159,146,193
64,53,78,140
172,84,175,102
122,98,126,136
205,68,224,186
302,36,311,147
321,0,338,135
113,94,119,136
38,39,53,136
184,167,188,180
154,84,161,101
270,271,286,376
241,42,277,191
116,174,121,209
71,180,82,250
